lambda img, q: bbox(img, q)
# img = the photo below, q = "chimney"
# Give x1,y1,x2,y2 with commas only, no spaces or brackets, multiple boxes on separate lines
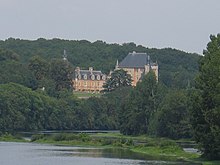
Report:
89,67,93,72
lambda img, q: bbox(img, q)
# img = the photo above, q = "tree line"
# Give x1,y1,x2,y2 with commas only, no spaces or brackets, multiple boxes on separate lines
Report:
0,38,199,88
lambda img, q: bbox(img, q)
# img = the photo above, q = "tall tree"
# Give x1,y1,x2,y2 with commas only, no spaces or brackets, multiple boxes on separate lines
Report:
0,49,37,89
50,59,73,91
103,69,132,92
0,49,19,61
28,56,49,80
155,90,192,139
191,34,220,159
120,71,157,135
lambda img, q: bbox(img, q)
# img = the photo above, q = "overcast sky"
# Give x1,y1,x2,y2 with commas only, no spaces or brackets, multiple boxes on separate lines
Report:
0,0,220,54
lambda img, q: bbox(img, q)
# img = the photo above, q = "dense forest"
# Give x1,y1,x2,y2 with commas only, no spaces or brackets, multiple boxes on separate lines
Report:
0,38,199,88
0,37,219,159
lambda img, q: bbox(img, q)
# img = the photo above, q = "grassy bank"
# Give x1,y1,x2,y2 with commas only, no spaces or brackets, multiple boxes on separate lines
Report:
0,133,27,142
31,133,199,161
1,132,219,164
73,91,102,98
93,133,200,161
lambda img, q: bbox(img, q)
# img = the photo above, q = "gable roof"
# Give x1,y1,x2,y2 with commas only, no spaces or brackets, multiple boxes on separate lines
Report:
118,52,149,68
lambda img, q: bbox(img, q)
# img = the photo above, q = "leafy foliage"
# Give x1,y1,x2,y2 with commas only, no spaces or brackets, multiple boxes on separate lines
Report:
120,71,158,135
191,34,220,160
50,59,73,91
28,56,49,81
0,49,20,61
0,49,37,89
154,90,192,139
1,83,83,131
103,69,132,92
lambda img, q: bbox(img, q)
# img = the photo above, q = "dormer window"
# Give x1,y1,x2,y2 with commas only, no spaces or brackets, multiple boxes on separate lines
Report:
78,74,81,79
96,75,100,80
91,74,95,80
84,74,87,80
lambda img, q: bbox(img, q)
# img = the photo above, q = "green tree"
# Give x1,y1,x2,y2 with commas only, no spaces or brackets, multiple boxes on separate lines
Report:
120,71,157,135
0,49,19,61
103,69,132,92
0,61,36,88
104,86,133,129
191,34,220,159
154,90,192,139
0,83,79,132
28,56,49,80
50,59,73,91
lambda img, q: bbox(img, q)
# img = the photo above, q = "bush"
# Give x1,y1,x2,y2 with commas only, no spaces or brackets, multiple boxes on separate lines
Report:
125,138,134,146
52,134,66,141
79,133,91,142
50,133,91,142
30,134,45,142
101,139,114,145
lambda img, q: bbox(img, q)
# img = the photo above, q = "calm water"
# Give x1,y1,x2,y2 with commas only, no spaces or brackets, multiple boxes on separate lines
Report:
0,142,200,165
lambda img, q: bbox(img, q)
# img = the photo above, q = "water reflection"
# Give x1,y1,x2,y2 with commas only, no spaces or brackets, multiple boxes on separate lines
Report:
0,142,200,165
45,148,157,160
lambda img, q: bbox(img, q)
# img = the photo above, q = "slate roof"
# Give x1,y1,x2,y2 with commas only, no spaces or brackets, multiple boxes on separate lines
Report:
75,69,106,80
80,70,102,75
118,52,149,68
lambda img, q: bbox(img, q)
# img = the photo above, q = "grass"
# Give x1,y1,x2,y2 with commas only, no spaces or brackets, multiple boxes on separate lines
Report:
0,133,27,142
131,145,199,161
87,134,220,164
202,161,220,165
73,91,102,98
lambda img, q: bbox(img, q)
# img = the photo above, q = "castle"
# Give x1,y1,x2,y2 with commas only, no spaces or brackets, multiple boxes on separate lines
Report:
116,51,158,86
72,51,158,92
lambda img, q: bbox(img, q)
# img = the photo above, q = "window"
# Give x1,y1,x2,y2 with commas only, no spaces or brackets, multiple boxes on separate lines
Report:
102,75,106,80
91,74,95,80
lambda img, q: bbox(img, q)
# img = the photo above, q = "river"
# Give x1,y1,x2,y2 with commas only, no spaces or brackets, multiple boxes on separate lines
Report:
0,142,200,165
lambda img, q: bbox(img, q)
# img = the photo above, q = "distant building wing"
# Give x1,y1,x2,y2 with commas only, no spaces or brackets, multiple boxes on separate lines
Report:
73,67,107,93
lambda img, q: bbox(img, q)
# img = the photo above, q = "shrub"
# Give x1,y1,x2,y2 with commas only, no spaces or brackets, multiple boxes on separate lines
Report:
31,134,45,141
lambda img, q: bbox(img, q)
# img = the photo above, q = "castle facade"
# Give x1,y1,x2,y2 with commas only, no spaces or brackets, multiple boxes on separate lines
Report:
72,67,107,92
116,51,158,86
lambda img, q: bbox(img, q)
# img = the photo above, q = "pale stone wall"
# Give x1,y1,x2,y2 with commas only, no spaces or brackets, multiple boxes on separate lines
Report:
73,79,105,92
120,64,158,86
122,67,145,86
151,65,159,81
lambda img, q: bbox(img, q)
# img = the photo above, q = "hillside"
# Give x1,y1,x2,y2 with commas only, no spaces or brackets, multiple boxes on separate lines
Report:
0,38,200,88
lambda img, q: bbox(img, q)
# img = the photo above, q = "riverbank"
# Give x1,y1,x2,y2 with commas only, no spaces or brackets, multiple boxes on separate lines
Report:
30,133,200,162
0,133,27,142
1,132,219,165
